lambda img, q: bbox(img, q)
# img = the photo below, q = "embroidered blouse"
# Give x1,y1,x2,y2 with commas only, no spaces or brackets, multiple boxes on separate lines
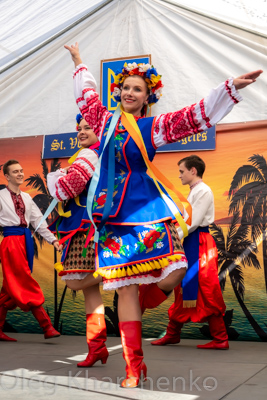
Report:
47,147,99,201
73,63,242,147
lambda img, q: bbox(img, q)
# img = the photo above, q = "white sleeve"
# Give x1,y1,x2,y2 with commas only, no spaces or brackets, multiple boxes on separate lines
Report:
47,148,98,201
47,169,66,200
73,63,97,101
30,201,57,244
73,64,112,141
153,78,243,148
203,78,243,127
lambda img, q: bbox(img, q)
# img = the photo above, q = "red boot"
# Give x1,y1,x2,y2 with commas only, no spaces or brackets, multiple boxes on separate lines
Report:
119,321,147,388
31,306,60,339
151,320,183,345
197,315,229,350
77,313,109,367
139,283,168,314
0,306,17,342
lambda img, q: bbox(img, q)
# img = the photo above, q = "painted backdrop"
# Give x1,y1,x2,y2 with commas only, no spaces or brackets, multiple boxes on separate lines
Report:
1,120,267,342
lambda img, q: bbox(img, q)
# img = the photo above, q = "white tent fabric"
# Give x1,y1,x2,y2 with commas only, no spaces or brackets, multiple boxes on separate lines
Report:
0,0,266,138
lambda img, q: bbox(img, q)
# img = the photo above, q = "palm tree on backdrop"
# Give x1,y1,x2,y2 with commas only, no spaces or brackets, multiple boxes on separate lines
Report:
210,213,267,341
25,152,60,222
228,154,267,293
25,153,67,331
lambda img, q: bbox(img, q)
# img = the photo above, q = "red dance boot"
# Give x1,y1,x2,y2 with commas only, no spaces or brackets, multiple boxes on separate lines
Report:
139,283,168,314
31,306,60,339
151,320,183,345
119,321,147,388
197,315,229,350
77,313,109,367
0,306,17,342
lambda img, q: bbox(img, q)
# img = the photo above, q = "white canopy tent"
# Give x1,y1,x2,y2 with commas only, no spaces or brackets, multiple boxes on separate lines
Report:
0,0,266,138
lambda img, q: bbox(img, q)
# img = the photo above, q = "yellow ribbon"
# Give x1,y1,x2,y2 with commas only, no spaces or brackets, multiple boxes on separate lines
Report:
57,201,71,218
121,110,191,238
74,196,86,207
68,148,83,165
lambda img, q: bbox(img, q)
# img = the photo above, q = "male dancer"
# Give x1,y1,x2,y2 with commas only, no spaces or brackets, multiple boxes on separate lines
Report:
151,155,229,349
0,159,62,341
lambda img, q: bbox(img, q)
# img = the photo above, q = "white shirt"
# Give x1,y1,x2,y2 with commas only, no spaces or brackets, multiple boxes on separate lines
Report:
0,188,56,244
177,181,214,240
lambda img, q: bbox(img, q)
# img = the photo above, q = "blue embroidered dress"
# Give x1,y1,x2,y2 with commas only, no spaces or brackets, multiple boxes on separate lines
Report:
47,145,99,279
73,64,242,290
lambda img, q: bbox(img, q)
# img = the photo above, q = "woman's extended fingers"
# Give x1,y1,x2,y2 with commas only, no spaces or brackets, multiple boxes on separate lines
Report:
236,70,263,81
233,69,263,90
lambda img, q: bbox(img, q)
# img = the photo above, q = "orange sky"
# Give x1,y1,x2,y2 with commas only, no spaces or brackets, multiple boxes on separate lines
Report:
1,125,266,221
154,125,267,220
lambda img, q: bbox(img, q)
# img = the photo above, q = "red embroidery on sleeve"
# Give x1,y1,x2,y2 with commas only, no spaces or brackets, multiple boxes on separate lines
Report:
225,80,239,104
73,67,87,78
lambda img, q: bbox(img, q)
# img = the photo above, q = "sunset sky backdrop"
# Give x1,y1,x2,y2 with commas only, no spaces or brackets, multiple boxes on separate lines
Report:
1,123,266,222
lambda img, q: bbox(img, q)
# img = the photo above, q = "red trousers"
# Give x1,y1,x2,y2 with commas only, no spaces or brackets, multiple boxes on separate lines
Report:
0,235,44,312
169,232,226,324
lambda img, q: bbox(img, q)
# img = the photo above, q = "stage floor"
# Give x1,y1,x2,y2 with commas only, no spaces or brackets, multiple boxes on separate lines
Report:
0,334,266,399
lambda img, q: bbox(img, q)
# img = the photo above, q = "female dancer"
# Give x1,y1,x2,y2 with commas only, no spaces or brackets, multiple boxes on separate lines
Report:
65,42,262,388
47,115,108,368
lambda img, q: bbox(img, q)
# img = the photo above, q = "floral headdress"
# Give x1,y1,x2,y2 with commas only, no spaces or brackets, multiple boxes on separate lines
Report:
110,62,163,106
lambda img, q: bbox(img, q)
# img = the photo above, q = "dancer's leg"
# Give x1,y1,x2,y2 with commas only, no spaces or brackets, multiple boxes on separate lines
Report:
77,283,108,367
65,274,102,291
157,267,187,293
83,284,104,315
139,267,187,314
117,284,146,388
0,305,17,342
197,315,229,350
31,306,60,339
117,284,141,322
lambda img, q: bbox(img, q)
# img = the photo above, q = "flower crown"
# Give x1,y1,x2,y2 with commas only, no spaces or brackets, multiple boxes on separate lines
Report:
76,113,83,131
110,62,163,106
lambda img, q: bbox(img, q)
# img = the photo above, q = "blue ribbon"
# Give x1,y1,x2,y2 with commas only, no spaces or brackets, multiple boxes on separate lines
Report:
3,226,35,273
97,130,115,234
32,198,58,236
86,104,121,244
182,226,209,302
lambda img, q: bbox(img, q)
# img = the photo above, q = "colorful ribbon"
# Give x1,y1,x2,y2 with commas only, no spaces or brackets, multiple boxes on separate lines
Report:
121,110,192,237
86,105,121,244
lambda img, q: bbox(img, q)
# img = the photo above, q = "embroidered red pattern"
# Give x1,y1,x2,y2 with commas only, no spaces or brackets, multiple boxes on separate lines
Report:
73,66,87,78
155,104,201,143
8,190,27,227
225,79,239,104
199,99,212,128
75,87,112,140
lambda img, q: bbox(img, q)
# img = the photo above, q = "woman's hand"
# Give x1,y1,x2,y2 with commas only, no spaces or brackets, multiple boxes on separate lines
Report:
53,240,63,252
233,70,263,90
64,42,82,67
